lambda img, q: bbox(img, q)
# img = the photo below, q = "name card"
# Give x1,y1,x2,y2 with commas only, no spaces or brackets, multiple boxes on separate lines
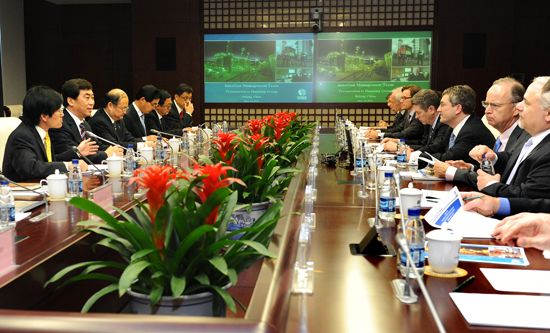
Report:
0,228,15,276
88,184,114,221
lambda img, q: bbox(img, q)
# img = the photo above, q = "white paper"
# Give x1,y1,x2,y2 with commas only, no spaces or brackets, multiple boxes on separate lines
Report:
450,293,550,329
481,268,550,294
424,187,500,238
15,212,31,222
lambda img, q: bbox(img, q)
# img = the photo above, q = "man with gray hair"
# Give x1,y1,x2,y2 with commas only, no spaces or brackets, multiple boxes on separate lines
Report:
469,76,550,199
376,87,406,133
434,77,529,188
381,89,450,154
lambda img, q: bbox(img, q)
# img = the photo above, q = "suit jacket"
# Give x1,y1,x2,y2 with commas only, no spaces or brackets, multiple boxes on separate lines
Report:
144,111,183,138
49,109,108,164
408,115,451,153
383,111,424,141
89,108,143,149
123,104,148,138
381,111,405,133
481,132,550,199
453,125,530,189
419,114,496,167
2,123,69,182
164,104,193,132
508,197,550,215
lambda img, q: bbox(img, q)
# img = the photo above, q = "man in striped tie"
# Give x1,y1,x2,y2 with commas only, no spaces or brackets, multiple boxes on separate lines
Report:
123,85,161,139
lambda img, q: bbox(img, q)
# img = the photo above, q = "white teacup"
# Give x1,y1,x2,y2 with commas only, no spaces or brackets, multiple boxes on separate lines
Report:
168,138,180,153
102,154,123,177
378,165,396,187
427,229,463,274
400,187,422,219
140,147,154,165
40,169,67,200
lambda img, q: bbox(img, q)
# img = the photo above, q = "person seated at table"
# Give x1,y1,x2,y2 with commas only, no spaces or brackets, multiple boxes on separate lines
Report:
164,83,194,134
467,76,550,199
88,89,157,150
409,85,495,168
144,89,183,138
365,85,424,141
461,192,550,251
2,86,88,182
123,85,161,139
433,77,529,188
381,89,450,154
370,88,406,132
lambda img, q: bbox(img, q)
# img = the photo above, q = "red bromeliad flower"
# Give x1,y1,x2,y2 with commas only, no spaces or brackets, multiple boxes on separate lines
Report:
130,165,183,251
245,133,271,171
246,119,265,135
212,132,239,165
268,116,291,141
184,162,245,225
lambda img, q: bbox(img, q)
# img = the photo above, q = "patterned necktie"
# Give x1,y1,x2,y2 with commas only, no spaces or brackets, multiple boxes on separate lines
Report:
140,113,146,134
494,136,502,152
449,133,456,149
506,138,533,185
114,121,118,131
79,123,86,141
428,126,434,143
45,133,52,162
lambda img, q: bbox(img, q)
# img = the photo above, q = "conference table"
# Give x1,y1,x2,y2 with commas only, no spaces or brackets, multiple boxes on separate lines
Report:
0,131,549,332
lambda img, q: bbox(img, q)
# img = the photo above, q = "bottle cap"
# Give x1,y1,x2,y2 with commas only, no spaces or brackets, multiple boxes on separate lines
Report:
72,159,78,164
385,172,393,177
0,181,8,186
128,144,133,149
482,154,486,159
408,208,421,216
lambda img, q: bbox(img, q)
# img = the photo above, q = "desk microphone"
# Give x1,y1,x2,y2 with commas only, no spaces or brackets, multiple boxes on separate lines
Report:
86,131,149,166
71,146,105,184
150,129,182,138
395,233,446,333
0,175,54,222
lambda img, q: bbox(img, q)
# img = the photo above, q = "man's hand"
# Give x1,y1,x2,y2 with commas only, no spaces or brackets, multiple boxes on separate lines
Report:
381,137,398,144
384,141,398,152
364,130,379,139
461,192,500,217
378,120,389,127
105,145,124,158
77,138,99,156
146,135,158,141
185,102,194,115
469,145,496,163
433,161,450,178
492,213,550,251
476,169,501,189
447,160,472,171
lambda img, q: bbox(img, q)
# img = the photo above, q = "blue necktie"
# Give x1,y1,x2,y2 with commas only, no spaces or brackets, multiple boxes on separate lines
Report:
494,136,502,152
449,133,456,149
140,114,146,134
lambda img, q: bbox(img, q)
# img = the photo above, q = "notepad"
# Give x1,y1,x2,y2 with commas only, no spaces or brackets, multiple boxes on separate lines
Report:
481,268,550,293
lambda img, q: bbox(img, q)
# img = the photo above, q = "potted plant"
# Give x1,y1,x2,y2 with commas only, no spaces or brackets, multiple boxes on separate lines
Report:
45,164,283,317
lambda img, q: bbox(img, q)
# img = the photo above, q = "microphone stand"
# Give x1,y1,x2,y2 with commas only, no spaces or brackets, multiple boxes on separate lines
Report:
394,233,446,333
86,131,149,166
150,129,182,138
0,175,54,222
72,147,105,184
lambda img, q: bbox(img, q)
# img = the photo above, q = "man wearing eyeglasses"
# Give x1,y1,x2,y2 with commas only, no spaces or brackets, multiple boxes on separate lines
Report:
164,83,194,134
89,89,157,149
123,85,161,139
434,77,529,188
145,89,182,138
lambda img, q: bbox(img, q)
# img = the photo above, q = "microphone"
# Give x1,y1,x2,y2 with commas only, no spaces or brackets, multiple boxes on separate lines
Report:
86,131,149,166
150,129,182,138
0,175,54,222
395,233,446,333
71,146,105,184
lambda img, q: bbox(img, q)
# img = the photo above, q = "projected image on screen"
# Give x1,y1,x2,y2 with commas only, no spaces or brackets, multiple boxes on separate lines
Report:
391,37,431,82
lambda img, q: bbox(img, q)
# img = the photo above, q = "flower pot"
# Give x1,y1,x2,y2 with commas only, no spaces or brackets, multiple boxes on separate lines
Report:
127,283,231,317
227,201,270,240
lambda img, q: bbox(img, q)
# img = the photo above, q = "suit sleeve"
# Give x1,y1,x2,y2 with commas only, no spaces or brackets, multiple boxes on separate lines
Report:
383,118,425,140
49,126,81,161
452,169,479,190
508,198,550,215
416,125,452,155
163,108,182,131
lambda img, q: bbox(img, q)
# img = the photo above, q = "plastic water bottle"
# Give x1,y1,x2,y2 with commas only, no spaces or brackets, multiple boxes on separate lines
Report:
212,122,220,140
480,154,495,175
68,159,82,197
195,130,205,158
222,119,229,133
180,131,190,169
397,139,407,169
398,208,426,278
0,181,15,228
379,172,396,221
124,144,135,177
154,136,164,165
355,142,368,172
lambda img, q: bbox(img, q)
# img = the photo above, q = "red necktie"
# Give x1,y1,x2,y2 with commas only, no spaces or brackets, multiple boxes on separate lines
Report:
180,110,183,119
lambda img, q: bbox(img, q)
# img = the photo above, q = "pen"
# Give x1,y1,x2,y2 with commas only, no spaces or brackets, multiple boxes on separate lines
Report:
453,275,475,292
463,195,485,201
427,199,439,203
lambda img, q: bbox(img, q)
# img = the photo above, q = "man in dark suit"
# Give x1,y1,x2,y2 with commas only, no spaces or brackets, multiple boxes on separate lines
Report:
434,77,529,188
49,79,123,164
374,88,406,133
411,85,495,167
163,83,194,134
89,89,156,149
123,85,161,139
365,85,424,141
3,86,88,182
381,89,450,154
469,76,550,199
145,89,182,138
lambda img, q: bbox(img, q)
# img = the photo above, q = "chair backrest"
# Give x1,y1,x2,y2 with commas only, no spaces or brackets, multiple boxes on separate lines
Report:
0,117,22,172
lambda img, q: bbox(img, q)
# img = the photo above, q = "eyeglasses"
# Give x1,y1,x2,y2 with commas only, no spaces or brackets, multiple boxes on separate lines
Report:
160,103,172,109
402,96,412,100
481,101,515,110
179,95,192,102
115,104,128,112
149,102,159,108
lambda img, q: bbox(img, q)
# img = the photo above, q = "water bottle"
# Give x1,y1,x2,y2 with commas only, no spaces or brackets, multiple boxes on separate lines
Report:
212,122,220,140
195,130,205,158
397,139,407,169
180,131,190,169
379,172,396,221
154,136,164,165
355,142,368,172
124,144,135,177
222,119,229,133
68,159,83,197
480,154,495,175
0,181,15,228
398,208,426,278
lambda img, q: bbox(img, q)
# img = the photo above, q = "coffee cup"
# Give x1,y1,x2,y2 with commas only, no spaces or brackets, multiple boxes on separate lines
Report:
140,147,153,165
102,154,123,177
168,137,180,153
400,187,422,219
378,165,396,187
426,229,463,274
40,169,67,200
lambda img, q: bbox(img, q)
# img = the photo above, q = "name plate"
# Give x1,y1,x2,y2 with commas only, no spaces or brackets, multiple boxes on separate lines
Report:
88,184,114,221
0,228,15,276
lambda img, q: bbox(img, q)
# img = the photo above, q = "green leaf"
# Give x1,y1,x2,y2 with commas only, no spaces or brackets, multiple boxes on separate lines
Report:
169,225,215,275
56,273,119,291
81,284,119,313
118,261,154,297
149,285,164,306
208,256,228,276
171,275,186,298
227,268,238,286
194,271,210,286
45,261,126,287
131,249,160,261
209,285,236,314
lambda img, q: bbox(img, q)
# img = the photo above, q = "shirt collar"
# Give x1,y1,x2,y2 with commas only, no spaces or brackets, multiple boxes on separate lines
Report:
452,114,471,137
175,101,183,114
432,113,440,129
155,110,163,120
104,109,116,124
498,119,520,150
66,107,83,127
35,125,47,142
133,102,144,117
530,127,550,148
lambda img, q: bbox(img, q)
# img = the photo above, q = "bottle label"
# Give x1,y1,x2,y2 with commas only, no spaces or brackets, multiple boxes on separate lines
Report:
69,180,82,193
397,153,407,163
400,246,425,268
355,157,367,167
379,197,396,212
